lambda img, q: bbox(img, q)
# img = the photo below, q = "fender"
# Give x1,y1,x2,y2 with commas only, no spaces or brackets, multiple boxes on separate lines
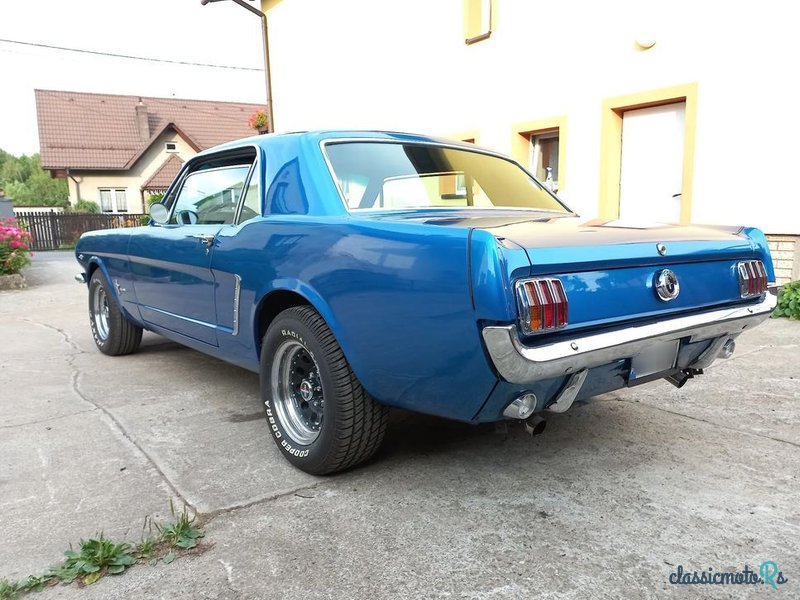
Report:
83,255,144,326
742,227,776,281
252,278,347,356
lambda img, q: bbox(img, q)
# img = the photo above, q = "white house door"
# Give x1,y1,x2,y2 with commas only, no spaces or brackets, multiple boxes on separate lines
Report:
618,102,685,223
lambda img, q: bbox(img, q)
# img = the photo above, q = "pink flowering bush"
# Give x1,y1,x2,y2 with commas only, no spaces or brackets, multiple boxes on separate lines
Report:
0,218,33,275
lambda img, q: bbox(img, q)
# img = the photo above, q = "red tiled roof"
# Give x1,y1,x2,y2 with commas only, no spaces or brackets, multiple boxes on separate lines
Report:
141,154,185,191
35,89,264,170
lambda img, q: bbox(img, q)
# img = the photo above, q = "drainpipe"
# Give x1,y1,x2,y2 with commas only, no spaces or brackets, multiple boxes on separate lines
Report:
66,169,82,207
200,0,274,132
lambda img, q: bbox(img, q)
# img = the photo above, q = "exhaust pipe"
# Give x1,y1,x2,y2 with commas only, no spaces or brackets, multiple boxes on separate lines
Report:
719,338,736,359
524,414,547,436
665,370,689,388
665,368,703,388
503,393,539,419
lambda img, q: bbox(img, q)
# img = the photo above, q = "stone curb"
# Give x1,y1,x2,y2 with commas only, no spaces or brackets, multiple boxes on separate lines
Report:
0,273,26,290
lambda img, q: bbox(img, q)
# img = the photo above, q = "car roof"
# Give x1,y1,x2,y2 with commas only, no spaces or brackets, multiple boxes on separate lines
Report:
199,130,481,157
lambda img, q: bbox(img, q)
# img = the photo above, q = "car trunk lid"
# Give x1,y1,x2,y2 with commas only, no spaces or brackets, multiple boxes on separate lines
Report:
480,217,766,334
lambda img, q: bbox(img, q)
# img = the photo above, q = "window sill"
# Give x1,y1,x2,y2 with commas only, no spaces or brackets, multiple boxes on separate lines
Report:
465,31,491,45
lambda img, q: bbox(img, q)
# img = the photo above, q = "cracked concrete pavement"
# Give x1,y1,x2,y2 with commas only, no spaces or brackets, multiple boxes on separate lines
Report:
1,252,798,599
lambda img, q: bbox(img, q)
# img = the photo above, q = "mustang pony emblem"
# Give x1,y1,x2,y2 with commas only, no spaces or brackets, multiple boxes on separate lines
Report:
655,269,680,301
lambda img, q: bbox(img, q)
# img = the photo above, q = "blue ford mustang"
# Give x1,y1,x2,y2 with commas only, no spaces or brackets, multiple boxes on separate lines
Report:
75,131,776,474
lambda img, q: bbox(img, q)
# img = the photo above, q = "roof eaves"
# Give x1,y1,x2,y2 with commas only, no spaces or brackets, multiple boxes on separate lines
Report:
140,154,185,190
123,122,201,170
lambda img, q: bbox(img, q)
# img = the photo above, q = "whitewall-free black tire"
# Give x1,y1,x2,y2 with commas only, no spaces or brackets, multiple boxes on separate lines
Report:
260,306,389,475
88,270,143,356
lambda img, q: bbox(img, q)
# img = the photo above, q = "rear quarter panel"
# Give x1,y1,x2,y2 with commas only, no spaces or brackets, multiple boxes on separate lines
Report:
212,216,500,422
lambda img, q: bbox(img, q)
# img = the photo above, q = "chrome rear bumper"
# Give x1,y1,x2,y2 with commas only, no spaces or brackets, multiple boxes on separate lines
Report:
482,292,777,384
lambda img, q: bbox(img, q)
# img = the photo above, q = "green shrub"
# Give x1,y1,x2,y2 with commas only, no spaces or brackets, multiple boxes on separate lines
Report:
773,280,800,320
139,193,165,225
73,199,100,214
146,192,164,207
0,218,33,275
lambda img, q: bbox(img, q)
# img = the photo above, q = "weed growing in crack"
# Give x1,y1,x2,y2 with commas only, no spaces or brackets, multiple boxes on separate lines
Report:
0,579,23,600
0,574,55,599
0,501,206,598
47,535,136,585
154,499,205,551
135,536,159,563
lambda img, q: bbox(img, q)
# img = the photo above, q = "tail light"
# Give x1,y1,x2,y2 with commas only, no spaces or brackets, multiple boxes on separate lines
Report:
515,277,568,335
737,260,768,298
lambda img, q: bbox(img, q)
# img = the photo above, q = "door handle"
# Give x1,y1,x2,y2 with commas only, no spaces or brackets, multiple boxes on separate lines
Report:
191,234,215,247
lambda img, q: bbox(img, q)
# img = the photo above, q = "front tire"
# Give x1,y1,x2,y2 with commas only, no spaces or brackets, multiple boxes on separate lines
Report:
260,306,389,475
88,270,142,356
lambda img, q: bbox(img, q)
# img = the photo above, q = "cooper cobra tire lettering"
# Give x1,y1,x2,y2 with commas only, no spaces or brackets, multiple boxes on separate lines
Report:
260,306,389,475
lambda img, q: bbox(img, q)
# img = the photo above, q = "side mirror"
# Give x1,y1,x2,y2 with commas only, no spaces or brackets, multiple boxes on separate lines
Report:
149,203,169,224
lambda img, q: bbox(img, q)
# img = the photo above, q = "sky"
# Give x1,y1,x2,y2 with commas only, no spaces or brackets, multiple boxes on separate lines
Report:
0,0,266,156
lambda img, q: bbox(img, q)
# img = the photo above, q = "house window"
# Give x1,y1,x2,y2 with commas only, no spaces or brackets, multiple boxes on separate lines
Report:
464,0,492,44
165,142,178,153
98,188,128,213
529,130,560,192
512,118,566,194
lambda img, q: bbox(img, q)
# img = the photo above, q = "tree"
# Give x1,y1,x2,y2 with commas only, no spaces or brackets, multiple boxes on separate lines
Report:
0,149,68,207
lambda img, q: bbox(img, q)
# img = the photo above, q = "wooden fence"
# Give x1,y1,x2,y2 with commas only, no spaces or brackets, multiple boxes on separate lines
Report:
14,212,147,251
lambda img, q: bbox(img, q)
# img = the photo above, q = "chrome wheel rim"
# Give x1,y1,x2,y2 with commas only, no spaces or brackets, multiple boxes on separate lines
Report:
91,284,110,341
271,340,323,445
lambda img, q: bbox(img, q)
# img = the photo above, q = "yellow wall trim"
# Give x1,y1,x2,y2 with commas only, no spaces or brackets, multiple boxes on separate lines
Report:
511,116,568,192
598,83,698,224
464,0,495,44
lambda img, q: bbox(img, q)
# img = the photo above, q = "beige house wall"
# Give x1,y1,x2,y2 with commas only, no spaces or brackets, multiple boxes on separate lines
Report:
66,131,196,213
766,235,800,286
262,0,800,280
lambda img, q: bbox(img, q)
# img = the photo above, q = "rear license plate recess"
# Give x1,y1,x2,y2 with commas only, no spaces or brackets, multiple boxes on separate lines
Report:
629,340,679,381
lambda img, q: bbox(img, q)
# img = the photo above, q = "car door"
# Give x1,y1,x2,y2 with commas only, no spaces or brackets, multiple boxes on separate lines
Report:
129,150,257,346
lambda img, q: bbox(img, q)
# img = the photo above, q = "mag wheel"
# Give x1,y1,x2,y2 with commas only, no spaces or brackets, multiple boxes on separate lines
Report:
271,339,324,445
88,270,142,356
261,306,389,475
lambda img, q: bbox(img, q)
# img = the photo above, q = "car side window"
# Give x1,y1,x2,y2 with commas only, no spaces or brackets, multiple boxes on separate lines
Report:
170,165,252,225
238,159,261,223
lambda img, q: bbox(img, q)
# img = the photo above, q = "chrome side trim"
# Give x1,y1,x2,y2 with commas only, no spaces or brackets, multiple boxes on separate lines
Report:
482,293,777,384
141,305,217,329
232,274,242,336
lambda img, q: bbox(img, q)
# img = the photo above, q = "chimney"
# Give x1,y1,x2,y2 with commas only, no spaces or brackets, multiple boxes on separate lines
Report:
135,98,150,141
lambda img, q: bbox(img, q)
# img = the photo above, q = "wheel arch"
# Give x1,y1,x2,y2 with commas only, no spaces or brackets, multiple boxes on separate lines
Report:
254,289,311,354
85,258,122,305
252,282,379,405
253,284,346,359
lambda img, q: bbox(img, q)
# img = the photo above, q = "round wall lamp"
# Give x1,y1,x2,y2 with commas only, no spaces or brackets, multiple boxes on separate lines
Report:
635,37,657,50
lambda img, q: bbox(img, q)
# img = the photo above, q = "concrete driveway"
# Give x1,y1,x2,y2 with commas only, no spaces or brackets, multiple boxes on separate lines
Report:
1,252,798,599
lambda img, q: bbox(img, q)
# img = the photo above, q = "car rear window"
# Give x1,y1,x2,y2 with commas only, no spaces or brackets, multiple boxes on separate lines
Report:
324,141,570,213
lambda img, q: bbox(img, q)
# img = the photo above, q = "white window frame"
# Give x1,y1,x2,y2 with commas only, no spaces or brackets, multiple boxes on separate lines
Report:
165,142,178,153
98,188,128,213
529,131,560,192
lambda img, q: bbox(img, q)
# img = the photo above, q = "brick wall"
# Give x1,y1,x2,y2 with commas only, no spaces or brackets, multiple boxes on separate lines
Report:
766,234,800,285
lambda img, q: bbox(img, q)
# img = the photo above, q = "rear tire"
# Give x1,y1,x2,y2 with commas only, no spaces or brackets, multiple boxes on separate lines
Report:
88,270,142,356
260,306,389,475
